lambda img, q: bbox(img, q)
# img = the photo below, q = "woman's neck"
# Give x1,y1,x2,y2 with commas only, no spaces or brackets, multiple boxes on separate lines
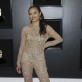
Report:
31,21,39,27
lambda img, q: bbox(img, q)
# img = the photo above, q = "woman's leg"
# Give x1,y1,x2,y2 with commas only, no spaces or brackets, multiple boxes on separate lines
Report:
33,60,50,82
21,60,33,82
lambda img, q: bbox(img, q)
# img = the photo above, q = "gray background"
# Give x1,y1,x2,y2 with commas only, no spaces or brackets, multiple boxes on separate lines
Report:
0,0,82,78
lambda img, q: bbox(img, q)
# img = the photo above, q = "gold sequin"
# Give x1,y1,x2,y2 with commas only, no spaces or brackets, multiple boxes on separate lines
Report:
16,25,62,82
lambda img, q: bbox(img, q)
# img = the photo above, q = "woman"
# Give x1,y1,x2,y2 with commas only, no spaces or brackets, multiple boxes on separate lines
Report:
16,5,63,82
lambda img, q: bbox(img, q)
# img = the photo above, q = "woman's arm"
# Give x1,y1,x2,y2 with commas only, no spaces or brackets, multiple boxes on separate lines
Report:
16,26,26,67
45,25,63,48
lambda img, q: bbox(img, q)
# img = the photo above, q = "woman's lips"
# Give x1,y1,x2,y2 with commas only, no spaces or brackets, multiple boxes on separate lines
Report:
32,17,36,20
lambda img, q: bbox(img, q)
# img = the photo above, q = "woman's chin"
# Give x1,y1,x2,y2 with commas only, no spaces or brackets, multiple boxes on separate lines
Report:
31,20,38,23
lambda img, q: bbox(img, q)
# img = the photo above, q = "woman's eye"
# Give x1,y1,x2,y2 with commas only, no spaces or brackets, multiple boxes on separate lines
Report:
34,12,37,14
29,13,31,15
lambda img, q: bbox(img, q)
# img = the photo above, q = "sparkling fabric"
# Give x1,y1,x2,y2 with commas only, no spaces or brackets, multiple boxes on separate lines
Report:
17,25,62,82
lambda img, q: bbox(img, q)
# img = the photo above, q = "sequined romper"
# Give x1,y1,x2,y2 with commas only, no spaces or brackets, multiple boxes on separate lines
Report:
16,24,63,82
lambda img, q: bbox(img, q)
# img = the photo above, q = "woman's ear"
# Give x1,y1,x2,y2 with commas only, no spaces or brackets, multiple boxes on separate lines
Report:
40,12,41,17
39,12,42,20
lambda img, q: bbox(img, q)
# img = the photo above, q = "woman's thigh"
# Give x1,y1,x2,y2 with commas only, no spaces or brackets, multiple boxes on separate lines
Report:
33,60,50,82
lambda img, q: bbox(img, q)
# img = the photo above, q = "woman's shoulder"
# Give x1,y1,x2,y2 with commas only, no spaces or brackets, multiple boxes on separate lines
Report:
46,24,53,31
22,25,30,31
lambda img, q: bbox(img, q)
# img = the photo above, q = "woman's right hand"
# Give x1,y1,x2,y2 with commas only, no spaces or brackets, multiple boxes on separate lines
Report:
16,65,21,74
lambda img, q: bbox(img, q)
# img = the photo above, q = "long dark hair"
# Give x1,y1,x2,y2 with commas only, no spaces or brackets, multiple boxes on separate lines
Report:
28,5,47,36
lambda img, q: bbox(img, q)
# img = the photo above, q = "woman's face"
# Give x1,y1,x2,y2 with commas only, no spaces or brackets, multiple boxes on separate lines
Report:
28,7,41,23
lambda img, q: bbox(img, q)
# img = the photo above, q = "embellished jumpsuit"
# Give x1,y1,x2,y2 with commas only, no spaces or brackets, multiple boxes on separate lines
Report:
17,25,62,82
